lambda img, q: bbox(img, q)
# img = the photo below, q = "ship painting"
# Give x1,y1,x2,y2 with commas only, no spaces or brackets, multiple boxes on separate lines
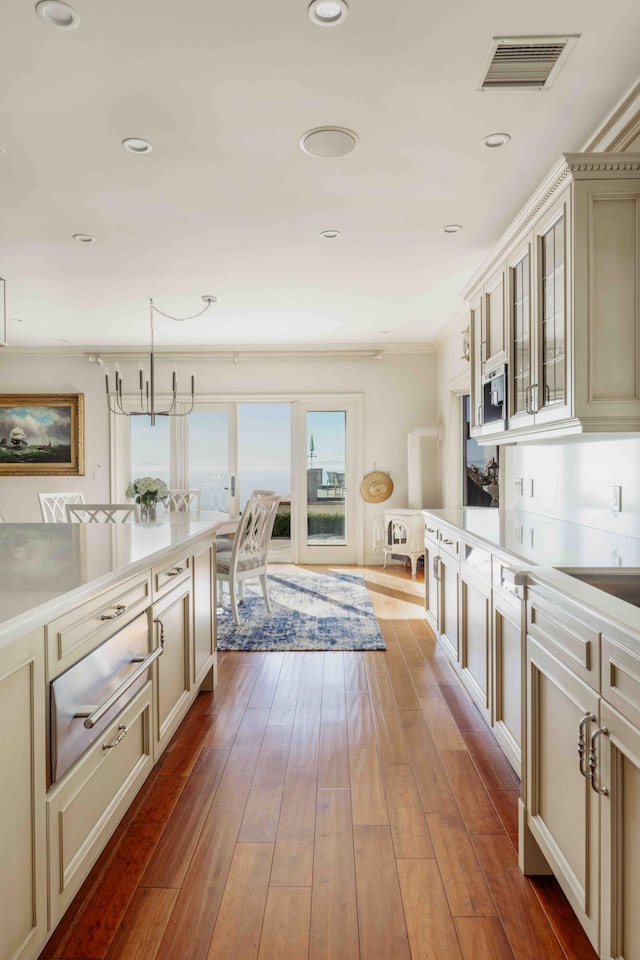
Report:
0,395,82,474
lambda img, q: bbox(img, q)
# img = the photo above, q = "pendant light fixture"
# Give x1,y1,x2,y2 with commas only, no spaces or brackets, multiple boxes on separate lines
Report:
105,295,217,425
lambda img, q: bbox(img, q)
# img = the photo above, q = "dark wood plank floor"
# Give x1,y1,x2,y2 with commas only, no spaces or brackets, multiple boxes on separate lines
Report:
40,565,598,960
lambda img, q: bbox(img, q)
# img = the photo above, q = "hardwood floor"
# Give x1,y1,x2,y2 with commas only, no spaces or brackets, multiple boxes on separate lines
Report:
39,565,598,960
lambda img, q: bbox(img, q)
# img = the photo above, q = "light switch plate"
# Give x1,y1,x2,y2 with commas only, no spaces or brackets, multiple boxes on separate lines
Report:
526,479,534,498
612,486,622,512
514,478,523,496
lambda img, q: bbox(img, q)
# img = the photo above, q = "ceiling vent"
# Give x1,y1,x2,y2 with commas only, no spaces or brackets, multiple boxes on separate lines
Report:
478,35,579,91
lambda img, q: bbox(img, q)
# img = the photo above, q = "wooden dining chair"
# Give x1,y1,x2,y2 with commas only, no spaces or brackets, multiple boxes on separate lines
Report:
65,503,140,523
39,492,85,523
216,492,280,624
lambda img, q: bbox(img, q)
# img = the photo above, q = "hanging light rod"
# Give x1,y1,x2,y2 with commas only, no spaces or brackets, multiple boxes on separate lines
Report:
105,296,217,425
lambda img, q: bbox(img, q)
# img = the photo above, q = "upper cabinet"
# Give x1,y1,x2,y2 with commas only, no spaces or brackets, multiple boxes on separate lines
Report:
465,153,640,443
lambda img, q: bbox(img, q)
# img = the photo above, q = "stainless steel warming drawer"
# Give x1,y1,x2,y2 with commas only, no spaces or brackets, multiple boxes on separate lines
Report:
49,611,160,784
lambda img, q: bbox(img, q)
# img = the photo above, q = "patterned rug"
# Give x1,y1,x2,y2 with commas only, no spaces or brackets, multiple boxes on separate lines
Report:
216,569,385,651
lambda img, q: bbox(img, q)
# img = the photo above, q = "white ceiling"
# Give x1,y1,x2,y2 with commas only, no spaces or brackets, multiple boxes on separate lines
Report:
1,0,640,350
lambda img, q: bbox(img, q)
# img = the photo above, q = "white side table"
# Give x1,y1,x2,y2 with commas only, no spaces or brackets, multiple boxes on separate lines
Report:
382,509,424,576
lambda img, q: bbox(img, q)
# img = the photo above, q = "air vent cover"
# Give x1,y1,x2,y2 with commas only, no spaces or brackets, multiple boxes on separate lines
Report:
478,35,578,91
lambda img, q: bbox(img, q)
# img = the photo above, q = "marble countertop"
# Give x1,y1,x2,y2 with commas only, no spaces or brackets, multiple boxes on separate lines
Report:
0,513,230,646
422,507,640,568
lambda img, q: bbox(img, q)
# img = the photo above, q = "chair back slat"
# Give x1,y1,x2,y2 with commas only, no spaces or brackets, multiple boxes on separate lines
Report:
165,489,201,512
39,492,86,523
65,503,139,523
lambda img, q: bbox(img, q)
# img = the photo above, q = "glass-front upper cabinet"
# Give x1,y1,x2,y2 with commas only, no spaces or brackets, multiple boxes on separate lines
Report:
540,215,565,408
508,240,534,430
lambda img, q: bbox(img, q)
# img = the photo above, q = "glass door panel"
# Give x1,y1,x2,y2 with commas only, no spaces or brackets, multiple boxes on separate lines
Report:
188,406,236,514
541,215,566,408
130,416,170,486
306,411,346,545
512,253,531,416
238,403,292,556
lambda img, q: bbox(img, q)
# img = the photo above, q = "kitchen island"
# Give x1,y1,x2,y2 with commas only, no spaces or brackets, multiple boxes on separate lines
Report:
0,516,228,960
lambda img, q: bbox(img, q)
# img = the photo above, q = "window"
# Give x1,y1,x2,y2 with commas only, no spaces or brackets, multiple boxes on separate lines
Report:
462,396,499,507
129,417,170,485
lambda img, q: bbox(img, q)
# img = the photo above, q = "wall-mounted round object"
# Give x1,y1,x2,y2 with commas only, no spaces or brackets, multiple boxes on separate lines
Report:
360,471,393,503
300,127,358,158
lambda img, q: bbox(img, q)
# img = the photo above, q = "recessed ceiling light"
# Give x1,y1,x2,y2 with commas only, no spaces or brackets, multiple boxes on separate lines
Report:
482,132,511,149
321,230,340,239
73,234,95,243
443,224,463,234
35,0,80,30
308,0,348,26
122,137,153,155
300,126,358,158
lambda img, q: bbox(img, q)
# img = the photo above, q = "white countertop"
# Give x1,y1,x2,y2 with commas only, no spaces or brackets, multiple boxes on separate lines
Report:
0,513,230,646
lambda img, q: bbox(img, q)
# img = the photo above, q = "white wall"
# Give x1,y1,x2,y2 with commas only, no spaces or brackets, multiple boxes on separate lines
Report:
0,351,437,561
433,313,472,509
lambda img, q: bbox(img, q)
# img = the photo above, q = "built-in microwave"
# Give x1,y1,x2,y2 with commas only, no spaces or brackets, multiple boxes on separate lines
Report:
482,364,507,430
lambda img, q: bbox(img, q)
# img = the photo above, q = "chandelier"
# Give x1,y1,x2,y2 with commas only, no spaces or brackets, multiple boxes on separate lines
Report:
105,295,217,425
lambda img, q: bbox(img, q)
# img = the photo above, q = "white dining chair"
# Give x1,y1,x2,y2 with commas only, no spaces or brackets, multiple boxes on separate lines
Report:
39,492,85,523
65,503,140,523
164,489,201,512
216,492,280,625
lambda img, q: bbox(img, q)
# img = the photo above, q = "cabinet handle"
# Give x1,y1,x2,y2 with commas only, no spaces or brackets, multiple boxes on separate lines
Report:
154,616,166,648
589,726,610,796
103,725,128,751
166,566,184,577
544,383,551,405
426,527,436,534
477,405,483,426
530,383,539,414
442,539,454,546
99,603,126,621
577,712,596,779
433,556,440,581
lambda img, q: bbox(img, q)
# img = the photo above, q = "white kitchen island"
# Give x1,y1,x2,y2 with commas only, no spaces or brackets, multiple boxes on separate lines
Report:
0,516,228,960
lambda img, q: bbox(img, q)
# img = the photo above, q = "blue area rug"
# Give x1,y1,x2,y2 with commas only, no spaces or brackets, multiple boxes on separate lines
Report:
216,569,385,651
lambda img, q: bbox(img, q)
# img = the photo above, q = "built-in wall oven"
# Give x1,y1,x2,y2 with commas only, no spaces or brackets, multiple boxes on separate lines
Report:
482,364,507,431
49,612,162,785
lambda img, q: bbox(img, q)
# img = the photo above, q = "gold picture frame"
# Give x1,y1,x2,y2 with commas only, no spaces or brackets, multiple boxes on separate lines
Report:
0,394,84,476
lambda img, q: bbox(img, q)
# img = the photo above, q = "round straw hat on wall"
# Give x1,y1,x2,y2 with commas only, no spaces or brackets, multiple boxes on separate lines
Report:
359,471,393,503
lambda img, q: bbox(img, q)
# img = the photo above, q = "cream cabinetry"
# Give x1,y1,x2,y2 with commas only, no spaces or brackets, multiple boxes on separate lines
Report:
492,560,524,775
465,153,640,443
459,544,492,725
153,580,192,755
524,580,640,957
0,629,47,960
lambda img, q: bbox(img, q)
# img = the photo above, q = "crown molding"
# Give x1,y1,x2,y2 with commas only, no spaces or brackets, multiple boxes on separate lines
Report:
462,152,640,299
583,78,640,152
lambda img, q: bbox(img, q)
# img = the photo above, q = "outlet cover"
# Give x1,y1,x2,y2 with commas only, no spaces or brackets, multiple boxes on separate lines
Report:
526,479,534,498
612,486,622,512
514,478,523,496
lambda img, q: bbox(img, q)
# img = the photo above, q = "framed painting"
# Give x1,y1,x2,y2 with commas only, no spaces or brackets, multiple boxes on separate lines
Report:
0,277,5,347
0,394,84,476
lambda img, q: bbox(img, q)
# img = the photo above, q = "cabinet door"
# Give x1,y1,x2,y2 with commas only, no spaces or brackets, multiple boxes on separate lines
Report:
459,567,491,722
533,193,572,425
469,296,484,432
600,700,640,960
483,267,507,371
492,589,523,776
424,541,439,632
0,630,46,960
507,237,536,431
438,552,459,669
526,637,600,949
192,542,215,690
154,582,191,754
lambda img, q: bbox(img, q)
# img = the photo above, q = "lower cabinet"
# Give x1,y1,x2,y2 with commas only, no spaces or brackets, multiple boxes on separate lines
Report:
460,560,492,724
192,541,215,690
0,629,47,960
47,684,153,921
526,637,600,949
492,585,523,776
438,550,460,667
153,581,192,755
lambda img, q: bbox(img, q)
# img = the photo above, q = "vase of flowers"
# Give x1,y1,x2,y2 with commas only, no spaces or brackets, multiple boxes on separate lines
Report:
126,477,168,522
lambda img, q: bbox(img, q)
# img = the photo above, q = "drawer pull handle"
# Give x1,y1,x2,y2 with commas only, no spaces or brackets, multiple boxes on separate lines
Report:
442,539,454,546
589,726,610,796
166,566,184,577
75,644,163,729
577,713,596,779
103,725,128,751
100,604,126,621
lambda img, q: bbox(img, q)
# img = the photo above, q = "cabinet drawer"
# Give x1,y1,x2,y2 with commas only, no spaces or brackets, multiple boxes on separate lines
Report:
602,633,640,728
152,552,191,599
492,556,524,599
527,590,600,690
46,572,152,679
438,527,460,559
424,519,439,545
47,684,153,923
